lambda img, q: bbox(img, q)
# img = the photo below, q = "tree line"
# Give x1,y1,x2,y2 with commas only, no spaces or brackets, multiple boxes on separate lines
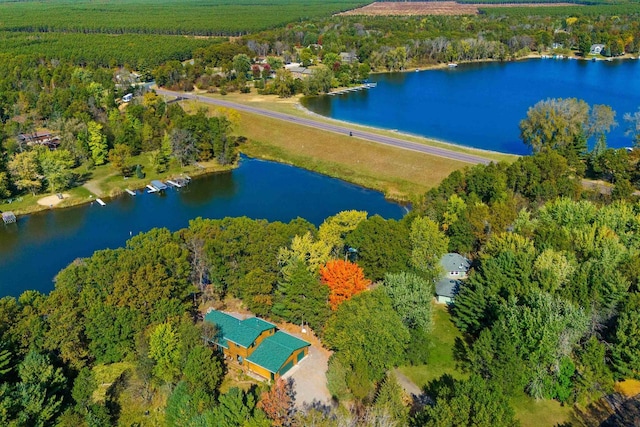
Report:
0,55,238,202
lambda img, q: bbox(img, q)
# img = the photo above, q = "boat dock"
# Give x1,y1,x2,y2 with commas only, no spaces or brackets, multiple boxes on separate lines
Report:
147,180,168,193
2,212,16,224
166,177,191,188
328,82,377,96
96,198,106,206
125,189,136,196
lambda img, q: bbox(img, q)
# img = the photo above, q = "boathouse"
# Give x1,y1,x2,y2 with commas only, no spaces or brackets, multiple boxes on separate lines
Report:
2,212,16,224
204,310,310,381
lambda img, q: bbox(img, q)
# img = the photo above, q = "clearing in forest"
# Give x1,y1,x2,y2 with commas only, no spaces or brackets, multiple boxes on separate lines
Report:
338,1,580,16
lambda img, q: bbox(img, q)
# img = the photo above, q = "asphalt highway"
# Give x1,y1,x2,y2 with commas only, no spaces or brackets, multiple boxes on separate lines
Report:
155,88,492,165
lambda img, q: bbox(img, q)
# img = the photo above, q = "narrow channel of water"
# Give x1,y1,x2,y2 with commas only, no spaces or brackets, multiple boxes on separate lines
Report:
0,156,405,297
303,59,640,155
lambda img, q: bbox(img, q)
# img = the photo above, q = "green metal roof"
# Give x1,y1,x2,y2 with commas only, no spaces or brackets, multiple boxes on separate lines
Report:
246,331,310,374
204,310,275,348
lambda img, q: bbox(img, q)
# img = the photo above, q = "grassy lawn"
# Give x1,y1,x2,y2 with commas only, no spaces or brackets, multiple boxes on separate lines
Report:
398,303,466,388
184,99,472,202
511,392,574,427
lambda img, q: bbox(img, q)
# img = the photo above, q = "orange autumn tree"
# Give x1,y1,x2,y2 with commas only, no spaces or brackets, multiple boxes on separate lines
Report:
320,259,371,310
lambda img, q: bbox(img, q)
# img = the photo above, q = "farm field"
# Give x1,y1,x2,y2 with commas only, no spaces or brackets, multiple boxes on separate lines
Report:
337,1,581,16
0,0,367,36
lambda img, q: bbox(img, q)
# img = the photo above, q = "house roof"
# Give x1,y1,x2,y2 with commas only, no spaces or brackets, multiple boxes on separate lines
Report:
205,310,276,348
287,66,313,75
440,253,470,273
246,331,310,373
435,278,460,298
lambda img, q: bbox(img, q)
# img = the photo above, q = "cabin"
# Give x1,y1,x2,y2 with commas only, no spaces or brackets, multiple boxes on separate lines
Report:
17,131,60,150
286,66,314,79
339,51,359,64
205,310,310,381
435,253,471,304
590,44,605,55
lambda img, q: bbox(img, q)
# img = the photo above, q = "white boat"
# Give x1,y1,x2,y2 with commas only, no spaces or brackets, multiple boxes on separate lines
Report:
447,63,458,68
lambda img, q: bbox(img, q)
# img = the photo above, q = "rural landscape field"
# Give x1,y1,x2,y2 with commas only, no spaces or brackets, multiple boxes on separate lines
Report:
0,0,639,426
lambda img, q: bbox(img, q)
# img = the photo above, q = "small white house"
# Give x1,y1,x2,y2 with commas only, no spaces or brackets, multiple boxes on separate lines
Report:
122,93,133,103
435,253,471,304
590,44,605,55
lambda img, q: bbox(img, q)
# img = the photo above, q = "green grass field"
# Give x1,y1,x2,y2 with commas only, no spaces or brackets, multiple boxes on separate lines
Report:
398,303,467,387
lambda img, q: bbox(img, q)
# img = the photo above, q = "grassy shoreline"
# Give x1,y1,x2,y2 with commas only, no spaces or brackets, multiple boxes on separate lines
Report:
2,156,235,217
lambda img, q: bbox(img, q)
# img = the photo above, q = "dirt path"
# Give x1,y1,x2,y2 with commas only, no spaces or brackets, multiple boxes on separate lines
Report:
82,172,118,197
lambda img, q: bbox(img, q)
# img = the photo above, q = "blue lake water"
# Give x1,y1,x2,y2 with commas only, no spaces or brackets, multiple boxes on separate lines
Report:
0,156,404,297
303,59,640,155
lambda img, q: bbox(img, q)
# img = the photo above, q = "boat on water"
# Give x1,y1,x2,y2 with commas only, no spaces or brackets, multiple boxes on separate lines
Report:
447,63,458,68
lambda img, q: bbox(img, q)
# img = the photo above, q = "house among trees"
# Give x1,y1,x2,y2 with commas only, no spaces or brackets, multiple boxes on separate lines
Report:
590,44,605,55
286,65,314,79
435,253,471,304
17,131,60,150
339,51,358,64
205,310,310,381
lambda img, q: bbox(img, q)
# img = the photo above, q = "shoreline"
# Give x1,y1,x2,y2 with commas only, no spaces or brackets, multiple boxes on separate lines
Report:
2,162,236,219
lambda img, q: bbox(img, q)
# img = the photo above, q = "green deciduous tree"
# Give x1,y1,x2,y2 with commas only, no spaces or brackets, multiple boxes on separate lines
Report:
413,375,519,427
324,288,409,382
383,272,434,331
149,322,182,385
8,150,42,195
345,215,411,281
38,148,75,192
87,120,108,166
410,216,449,278
108,143,132,175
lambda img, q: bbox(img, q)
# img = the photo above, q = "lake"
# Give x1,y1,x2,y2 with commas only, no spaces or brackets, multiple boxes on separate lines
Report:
303,59,640,155
0,156,405,297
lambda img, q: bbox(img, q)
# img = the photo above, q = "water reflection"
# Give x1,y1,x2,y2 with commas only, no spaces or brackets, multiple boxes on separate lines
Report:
0,156,404,297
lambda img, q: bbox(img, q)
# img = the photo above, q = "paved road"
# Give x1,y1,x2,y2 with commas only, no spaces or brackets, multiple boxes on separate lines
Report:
155,88,492,165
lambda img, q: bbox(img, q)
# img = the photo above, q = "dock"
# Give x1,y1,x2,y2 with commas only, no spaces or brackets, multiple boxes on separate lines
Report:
96,198,106,206
167,177,190,188
328,82,377,96
125,189,136,196
2,212,16,224
150,180,168,191
147,180,168,193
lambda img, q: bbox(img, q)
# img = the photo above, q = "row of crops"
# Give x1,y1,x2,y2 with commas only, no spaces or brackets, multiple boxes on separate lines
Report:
0,0,368,36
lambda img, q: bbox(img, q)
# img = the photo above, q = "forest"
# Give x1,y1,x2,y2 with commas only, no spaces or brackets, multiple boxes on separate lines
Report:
1,129,639,424
1,1,640,425
0,0,367,36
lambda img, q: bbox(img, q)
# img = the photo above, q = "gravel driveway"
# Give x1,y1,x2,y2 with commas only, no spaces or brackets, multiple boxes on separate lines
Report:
282,343,331,408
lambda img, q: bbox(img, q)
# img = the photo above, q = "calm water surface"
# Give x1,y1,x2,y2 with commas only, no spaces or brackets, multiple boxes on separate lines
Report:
0,157,404,297
303,59,640,155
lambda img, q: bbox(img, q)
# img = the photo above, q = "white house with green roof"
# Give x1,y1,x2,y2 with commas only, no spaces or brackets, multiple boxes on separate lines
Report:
205,309,310,381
